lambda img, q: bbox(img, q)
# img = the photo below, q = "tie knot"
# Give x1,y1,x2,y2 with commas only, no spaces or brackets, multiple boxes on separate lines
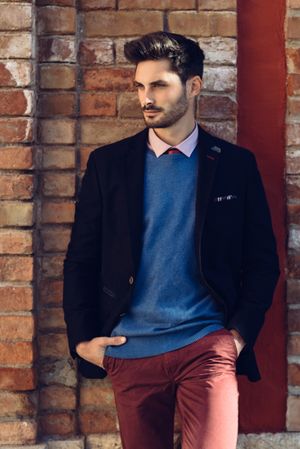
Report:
164,147,181,155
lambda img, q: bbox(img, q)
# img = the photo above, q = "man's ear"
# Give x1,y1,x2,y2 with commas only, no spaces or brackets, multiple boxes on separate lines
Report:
187,76,202,98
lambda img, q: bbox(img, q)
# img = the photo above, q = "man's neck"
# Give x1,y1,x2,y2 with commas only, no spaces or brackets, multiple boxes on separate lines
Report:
151,118,197,147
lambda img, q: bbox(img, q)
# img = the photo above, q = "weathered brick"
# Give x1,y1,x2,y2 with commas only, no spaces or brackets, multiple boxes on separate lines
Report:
0,421,37,445
79,409,117,434
288,363,300,385
0,89,33,115
118,92,142,118
39,119,75,144
0,341,34,365
289,0,300,6
38,333,69,358
287,279,300,304
287,16,300,39
40,385,76,410
0,256,33,281
80,92,117,116
0,118,33,143
197,94,236,118
288,308,300,332
0,33,31,58
0,174,34,199
38,93,76,117
0,367,36,390
43,148,75,170
288,334,300,355
41,201,75,224
47,438,84,449
78,39,114,65
40,279,63,306
287,175,300,201
0,230,32,254
39,412,76,436
198,0,236,9
41,228,71,252
79,0,115,9
169,12,237,37
0,286,33,312
41,254,64,278
42,173,75,197
288,252,300,278
288,97,300,116
37,6,76,34
82,67,134,91
201,120,236,143
39,307,66,330
287,47,300,74
0,61,32,87
0,4,32,30
80,147,94,170
83,11,163,37
39,358,76,387
198,37,237,65
0,146,33,169
287,74,300,96
80,385,115,408
80,119,144,145
0,201,33,226
287,123,300,146
0,391,36,417
39,37,75,62
202,66,236,92
39,64,75,89
287,395,300,431
0,315,34,340
287,149,300,175
119,0,196,9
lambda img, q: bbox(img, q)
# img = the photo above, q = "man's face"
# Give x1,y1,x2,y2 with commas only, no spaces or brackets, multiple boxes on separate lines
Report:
133,59,191,128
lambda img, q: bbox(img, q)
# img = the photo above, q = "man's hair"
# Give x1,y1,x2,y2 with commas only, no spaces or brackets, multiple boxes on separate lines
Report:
124,31,205,84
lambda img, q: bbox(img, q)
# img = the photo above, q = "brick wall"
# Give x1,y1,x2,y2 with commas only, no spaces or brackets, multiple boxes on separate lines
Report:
0,0,298,447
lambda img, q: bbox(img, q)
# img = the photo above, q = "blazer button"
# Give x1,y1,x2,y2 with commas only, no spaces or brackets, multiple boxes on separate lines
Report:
129,276,134,285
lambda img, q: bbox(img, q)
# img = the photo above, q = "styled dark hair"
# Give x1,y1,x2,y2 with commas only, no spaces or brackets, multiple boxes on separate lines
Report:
124,31,205,84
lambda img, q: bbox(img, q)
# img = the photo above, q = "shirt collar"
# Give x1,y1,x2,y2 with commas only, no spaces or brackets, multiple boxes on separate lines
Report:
147,122,199,158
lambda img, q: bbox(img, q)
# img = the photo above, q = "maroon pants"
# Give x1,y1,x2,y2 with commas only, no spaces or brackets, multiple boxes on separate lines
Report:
103,328,239,449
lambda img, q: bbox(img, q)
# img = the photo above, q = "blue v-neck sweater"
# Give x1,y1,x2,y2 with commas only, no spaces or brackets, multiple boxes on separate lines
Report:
105,146,225,358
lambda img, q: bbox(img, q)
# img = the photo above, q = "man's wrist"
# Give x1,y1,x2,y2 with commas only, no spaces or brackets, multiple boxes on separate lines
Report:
229,328,246,347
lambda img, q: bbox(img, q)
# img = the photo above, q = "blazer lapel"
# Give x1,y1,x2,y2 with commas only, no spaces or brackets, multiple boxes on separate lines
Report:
123,124,222,274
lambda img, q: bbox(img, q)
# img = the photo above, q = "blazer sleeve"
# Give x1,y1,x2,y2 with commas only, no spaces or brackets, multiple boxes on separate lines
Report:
63,150,102,359
227,152,281,349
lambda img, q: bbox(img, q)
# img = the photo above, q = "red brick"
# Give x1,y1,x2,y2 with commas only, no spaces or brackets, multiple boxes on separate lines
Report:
0,118,33,143
39,358,76,387
0,61,32,87
39,119,75,144
0,421,37,445
118,92,142,118
83,67,134,91
83,11,163,37
197,94,237,118
288,334,300,355
0,174,33,199
287,395,300,431
286,150,300,175
40,385,76,410
288,204,300,226
79,0,115,9
198,0,236,9
39,36,75,62
37,6,75,34
41,254,64,278
41,228,71,252
0,286,33,312
43,148,75,170
42,173,75,197
40,279,63,306
288,74,300,96
80,119,144,145
0,341,34,365
0,391,36,417
0,230,32,254
287,123,300,146
169,11,237,37
39,307,66,331
80,92,117,116
0,367,36,390
79,409,117,434
288,252,300,278
0,90,32,116
79,39,114,65
39,412,76,436
289,0,300,7
80,147,94,169
41,201,75,224
38,93,76,117
40,64,76,89
0,33,31,58
0,315,34,340
0,4,32,30
0,256,33,281
287,47,300,74
39,333,69,358
287,16,300,39
288,363,300,385
288,309,300,332
0,201,33,226
37,0,75,5
119,0,196,9
80,385,115,408
288,97,300,116
0,146,33,169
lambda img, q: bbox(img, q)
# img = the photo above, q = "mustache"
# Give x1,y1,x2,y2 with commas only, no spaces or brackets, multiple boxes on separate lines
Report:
142,105,163,112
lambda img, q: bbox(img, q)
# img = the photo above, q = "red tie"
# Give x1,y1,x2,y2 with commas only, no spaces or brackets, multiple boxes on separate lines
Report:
164,147,181,155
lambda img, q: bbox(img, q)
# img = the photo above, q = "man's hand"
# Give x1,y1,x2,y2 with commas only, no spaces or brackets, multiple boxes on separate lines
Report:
229,329,246,357
76,336,127,369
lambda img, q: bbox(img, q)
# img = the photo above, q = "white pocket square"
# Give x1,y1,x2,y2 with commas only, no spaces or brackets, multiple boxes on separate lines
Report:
213,194,238,202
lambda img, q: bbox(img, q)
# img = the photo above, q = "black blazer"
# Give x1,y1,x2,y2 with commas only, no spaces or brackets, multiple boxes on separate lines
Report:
63,123,281,382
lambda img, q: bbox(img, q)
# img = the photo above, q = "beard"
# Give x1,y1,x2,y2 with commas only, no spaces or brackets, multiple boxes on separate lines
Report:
142,89,189,128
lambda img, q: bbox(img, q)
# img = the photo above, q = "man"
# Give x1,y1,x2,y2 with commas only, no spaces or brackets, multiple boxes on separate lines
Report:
63,32,280,449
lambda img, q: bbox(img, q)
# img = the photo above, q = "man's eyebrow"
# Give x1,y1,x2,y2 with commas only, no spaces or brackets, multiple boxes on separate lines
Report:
133,80,168,86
